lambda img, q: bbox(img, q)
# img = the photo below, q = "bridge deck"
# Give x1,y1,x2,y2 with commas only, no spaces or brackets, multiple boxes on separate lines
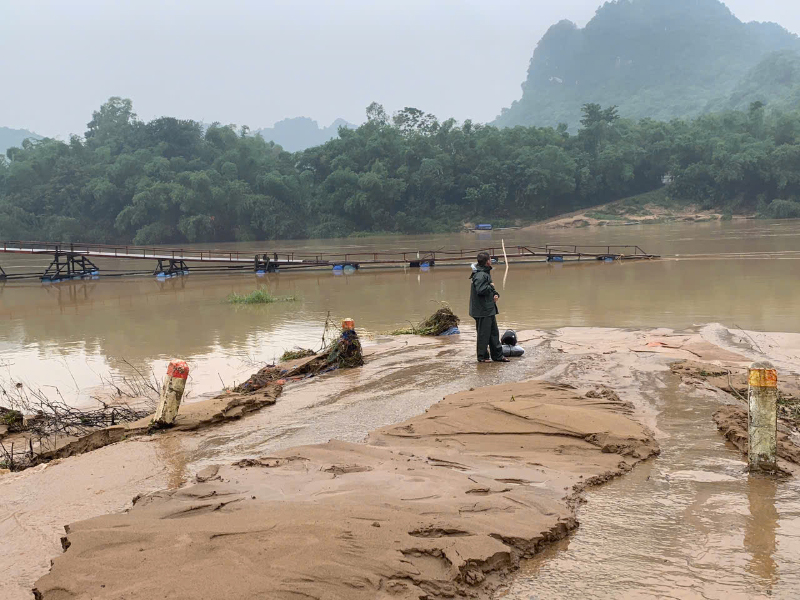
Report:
0,240,658,281
0,241,657,266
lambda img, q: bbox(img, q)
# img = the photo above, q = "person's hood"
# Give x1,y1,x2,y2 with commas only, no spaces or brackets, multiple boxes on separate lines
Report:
469,263,492,278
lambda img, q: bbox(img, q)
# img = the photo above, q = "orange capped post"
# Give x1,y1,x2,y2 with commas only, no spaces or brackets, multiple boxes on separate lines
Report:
153,360,190,427
748,361,778,472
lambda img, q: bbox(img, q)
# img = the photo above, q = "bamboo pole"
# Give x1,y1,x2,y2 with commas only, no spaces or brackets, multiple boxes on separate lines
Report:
501,239,509,290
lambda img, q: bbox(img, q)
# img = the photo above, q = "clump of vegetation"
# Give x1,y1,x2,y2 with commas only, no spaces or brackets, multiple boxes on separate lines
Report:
391,307,460,336
759,199,800,220
325,330,364,368
280,348,316,362
227,287,298,305
0,408,24,432
235,314,364,394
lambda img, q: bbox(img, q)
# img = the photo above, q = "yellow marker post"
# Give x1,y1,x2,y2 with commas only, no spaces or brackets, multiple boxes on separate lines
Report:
748,361,778,472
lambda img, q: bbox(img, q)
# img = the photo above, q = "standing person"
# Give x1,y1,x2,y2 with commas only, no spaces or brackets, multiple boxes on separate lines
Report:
469,251,509,363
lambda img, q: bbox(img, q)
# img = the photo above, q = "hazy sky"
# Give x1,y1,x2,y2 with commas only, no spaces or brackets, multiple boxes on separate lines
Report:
1,0,799,138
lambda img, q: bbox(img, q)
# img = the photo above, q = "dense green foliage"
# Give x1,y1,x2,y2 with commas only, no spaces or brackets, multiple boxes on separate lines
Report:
662,103,800,218
256,117,355,152
495,0,800,129
1,96,799,245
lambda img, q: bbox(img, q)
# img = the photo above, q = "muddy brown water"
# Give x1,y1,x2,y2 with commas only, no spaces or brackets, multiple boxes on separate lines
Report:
2,220,800,599
501,364,800,600
1,220,799,407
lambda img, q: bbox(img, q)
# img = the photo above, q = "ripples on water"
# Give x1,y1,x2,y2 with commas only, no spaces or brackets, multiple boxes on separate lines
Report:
2,220,800,599
1,221,798,408
501,373,800,600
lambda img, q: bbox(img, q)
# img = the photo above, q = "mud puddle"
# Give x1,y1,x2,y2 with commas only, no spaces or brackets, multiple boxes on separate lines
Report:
184,331,560,470
1,332,560,600
0,436,184,600
501,368,800,599
6,326,800,599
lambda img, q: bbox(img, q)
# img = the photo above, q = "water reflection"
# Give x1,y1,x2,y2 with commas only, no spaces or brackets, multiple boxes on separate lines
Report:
745,475,779,590
501,372,800,600
0,221,799,409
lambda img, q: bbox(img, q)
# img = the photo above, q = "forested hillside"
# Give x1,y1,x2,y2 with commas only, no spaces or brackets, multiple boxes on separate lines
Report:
707,50,800,113
1,97,799,245
495,0,800,129
255,117,355,152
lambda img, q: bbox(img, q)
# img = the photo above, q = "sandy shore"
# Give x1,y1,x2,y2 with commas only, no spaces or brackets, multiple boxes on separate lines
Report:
4,326,799,599
523,199,751,230
32,378,658,599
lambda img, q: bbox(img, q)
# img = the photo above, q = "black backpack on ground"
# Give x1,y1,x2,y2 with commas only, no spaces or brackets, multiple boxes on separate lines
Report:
501,330,517,346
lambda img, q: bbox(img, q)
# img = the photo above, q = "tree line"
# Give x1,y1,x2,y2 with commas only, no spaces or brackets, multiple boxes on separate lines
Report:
1,97,798,245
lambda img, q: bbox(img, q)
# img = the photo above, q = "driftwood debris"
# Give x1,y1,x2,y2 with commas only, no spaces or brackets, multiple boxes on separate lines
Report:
390,307,460,336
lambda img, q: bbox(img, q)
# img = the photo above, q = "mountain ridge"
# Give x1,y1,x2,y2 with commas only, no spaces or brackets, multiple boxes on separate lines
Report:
255,116,356,152
495,0,800,129
0,126,43,157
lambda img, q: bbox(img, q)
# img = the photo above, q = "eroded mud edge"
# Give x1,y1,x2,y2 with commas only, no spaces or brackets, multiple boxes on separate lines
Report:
671,360,800,466
33,379,659,600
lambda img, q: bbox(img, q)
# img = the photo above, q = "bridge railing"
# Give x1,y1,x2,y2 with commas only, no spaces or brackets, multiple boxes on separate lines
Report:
543,244,647,256
1,240,653,264
0,241,300,264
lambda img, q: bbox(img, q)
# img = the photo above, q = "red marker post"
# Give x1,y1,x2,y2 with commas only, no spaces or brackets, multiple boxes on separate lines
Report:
153,360,189,427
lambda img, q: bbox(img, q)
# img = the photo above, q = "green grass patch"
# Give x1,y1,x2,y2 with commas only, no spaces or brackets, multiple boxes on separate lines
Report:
226,287,299,305
581,187,683,222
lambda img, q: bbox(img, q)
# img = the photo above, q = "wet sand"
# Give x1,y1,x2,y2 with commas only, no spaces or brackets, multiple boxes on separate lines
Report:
33,379,658,600
501,337,800,600
3,326,799,599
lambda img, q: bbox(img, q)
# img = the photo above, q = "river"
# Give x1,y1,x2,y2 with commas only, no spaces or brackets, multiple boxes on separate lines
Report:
2,220,800,599
1,220,798,408
501,341,800,600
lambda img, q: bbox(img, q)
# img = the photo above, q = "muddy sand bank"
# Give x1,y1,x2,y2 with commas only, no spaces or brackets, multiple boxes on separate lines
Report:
33,378,658,599
523,189,753,230
6,326,800,599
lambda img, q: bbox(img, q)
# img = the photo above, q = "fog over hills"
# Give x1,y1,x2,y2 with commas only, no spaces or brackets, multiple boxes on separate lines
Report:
0,127,42,156
3,0,798,140
255,117,355,152
495,0,800,129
